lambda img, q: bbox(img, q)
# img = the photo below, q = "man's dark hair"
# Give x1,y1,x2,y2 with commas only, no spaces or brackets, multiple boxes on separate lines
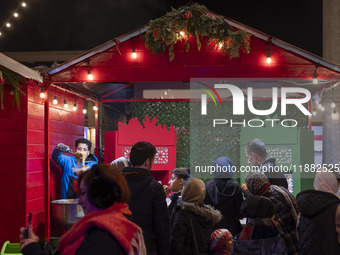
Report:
172,168,190,181
75,138,92,151
129,141,157,166
246,139,267,158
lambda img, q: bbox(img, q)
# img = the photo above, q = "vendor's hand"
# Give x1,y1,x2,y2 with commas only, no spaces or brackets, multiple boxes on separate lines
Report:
56,143,72,153
163,185,170,195
241,184,248,193
19,223,39,249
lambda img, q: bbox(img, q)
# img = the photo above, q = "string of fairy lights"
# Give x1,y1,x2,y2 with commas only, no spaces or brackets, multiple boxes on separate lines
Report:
40,84,98,115
0,1,28,38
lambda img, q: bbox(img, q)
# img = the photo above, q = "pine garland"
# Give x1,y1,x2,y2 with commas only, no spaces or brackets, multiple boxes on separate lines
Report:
144,4,250,61
0,66,26,110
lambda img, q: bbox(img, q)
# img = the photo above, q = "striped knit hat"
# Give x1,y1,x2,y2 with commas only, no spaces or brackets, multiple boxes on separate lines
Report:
209,228,233,252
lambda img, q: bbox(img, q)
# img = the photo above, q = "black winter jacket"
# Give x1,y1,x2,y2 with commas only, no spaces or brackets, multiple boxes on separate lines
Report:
122,167,170,255
245,186,299,255
297,190,340,255
261,158,288,189
204,179,243,236
170,202,222,255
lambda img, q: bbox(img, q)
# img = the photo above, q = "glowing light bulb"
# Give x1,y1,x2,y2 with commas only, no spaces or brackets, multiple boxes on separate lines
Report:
321,106,325,112
317,104,323,110
313,77,318,84
312,110,317,116
180,31,185,37
266,57,272,64
53,96,58,105
331,101,336,108
87,73,93,80
72,103,77,111
6,23,11,28
64,100,68,108
93,105,98,111
131,49,137,59
0,32,2,36
83,108,87,114
219,43,223,49
14,13,19,18
22,2,27,7
40,89,45,99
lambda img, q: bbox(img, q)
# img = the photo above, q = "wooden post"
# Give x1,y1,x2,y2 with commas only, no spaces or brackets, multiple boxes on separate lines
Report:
44,81,50,241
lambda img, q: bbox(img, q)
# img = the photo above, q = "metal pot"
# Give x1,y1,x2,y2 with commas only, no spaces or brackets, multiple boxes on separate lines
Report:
51,199,84,229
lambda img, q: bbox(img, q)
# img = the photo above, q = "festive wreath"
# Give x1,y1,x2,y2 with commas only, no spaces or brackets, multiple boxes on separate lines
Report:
144,4,250,61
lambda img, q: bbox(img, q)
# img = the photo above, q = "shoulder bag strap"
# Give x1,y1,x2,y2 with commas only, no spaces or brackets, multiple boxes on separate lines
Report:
271,185,298,223
189,216,199,255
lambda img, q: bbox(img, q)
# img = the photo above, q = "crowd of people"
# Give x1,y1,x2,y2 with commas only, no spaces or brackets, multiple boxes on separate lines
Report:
19,139,340,254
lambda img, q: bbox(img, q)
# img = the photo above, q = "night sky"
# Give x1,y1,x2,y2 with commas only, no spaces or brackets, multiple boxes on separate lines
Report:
0,0,322,56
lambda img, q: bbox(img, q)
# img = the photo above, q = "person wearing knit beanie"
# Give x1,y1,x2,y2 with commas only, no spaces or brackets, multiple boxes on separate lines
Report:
245,171,270,195
209,229,233,255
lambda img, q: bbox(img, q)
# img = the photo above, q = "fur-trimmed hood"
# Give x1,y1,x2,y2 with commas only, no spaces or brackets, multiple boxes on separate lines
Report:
180,201,222,225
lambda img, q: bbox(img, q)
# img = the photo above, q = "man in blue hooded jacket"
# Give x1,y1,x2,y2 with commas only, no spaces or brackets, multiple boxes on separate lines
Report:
52,138,98,199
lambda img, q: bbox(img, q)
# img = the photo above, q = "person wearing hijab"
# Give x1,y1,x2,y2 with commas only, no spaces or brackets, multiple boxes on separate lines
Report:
19,164,146,255
297,168,340,255
237,195,279,240
111,156,130,171
232,195,287,254
170,178,222,255
204,157,243,236
242,172,298,255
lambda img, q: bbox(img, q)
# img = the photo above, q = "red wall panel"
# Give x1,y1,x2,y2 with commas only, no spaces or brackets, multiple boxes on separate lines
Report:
26,86,47,240
0,85,27,245
27,172,45,187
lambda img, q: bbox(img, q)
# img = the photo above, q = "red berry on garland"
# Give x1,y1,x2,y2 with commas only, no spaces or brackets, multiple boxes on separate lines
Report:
244,35,250,46
183,10,192,20
153,28,159,38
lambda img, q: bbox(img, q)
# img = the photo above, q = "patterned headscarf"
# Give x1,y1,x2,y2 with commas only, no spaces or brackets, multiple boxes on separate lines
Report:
245,171,270,195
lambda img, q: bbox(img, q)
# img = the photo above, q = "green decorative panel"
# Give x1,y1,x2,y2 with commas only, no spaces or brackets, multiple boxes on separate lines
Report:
267,146,293,164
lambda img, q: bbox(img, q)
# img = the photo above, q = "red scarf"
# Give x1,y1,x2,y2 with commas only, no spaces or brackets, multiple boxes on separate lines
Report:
58,203,140,255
